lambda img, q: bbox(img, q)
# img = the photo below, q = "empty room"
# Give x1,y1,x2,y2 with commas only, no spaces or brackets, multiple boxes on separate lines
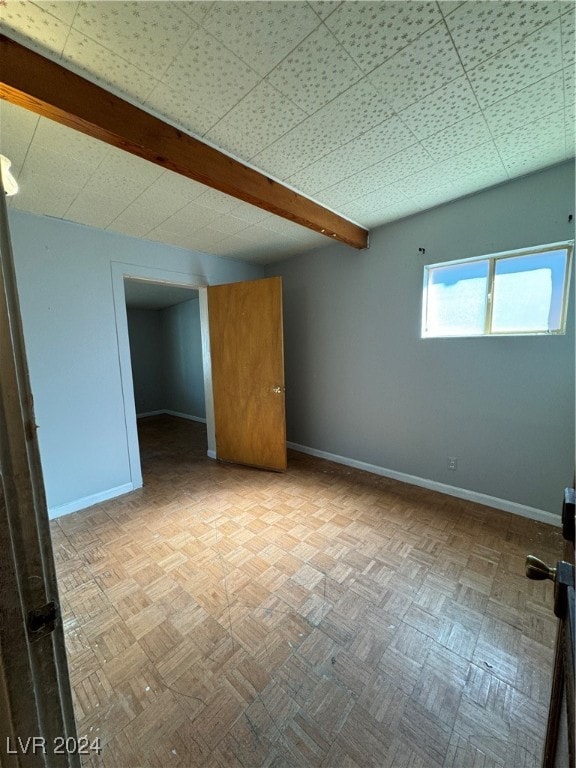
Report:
0,2,574,767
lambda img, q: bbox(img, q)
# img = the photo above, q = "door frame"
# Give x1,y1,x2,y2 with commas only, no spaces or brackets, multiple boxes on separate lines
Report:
110,262,216,490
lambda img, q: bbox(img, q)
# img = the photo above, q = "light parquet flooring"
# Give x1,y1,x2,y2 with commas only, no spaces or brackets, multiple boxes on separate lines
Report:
50,415,563,768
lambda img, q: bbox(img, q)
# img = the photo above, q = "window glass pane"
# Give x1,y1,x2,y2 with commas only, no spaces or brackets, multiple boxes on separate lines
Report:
491,250,567,333
425,260,489,336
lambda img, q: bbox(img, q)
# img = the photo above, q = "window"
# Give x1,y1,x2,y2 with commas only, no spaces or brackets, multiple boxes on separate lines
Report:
421,242,573,338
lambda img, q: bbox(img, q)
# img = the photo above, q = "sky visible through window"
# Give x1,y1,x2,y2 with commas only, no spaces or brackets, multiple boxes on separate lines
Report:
424,247,570,337
427,260,488,335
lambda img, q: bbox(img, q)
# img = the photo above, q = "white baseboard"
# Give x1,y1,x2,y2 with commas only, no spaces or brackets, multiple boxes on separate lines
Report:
48,482,134,520
47,442,559,524
287,442,561,527
137,409,206,424
164,410,207,424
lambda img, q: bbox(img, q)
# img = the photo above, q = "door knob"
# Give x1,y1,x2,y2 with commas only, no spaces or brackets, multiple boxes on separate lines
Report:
272,386,284,394
525,555,557,581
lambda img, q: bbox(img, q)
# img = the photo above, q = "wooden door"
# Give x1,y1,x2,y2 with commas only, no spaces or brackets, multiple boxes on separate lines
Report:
526,487,575,768
207,277,287,471
0,172,79,764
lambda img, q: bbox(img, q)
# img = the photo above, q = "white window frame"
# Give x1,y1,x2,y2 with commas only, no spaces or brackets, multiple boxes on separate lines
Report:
421,240,574,339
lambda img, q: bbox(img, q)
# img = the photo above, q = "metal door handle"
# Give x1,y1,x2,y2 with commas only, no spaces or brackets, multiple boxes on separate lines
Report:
525,555,557,581
272,386,284,394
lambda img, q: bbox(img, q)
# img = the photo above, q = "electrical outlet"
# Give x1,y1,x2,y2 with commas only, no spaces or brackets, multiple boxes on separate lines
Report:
448,457,458,471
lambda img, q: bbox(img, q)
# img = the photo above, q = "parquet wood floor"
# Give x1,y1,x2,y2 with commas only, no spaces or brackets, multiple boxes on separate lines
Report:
50,415,563,768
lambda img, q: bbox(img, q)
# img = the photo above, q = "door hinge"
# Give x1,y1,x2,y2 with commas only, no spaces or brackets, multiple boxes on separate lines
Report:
27,600,59,641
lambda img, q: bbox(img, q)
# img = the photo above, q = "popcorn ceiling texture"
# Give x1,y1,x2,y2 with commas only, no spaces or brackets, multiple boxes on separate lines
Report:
1,1,573,264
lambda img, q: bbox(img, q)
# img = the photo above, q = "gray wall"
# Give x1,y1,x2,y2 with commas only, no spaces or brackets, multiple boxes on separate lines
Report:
127,298,205,419
8,163,575,518
126,309,164,414
162,298,205,418
9,210,262,513
267,162,575,516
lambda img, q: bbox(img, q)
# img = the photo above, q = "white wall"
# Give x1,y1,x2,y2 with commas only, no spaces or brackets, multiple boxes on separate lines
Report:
127,298,206,420
8,211,262,516
267,162,575,520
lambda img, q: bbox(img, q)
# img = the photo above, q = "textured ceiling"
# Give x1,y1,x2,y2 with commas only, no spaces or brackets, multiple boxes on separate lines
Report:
0,1,574,264
124,278,199,310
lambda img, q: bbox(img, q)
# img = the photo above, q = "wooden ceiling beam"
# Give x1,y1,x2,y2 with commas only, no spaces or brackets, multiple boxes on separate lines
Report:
0,36,368,250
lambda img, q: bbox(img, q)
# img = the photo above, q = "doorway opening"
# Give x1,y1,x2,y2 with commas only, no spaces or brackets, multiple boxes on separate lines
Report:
123,277,208,482
110,263,217,493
